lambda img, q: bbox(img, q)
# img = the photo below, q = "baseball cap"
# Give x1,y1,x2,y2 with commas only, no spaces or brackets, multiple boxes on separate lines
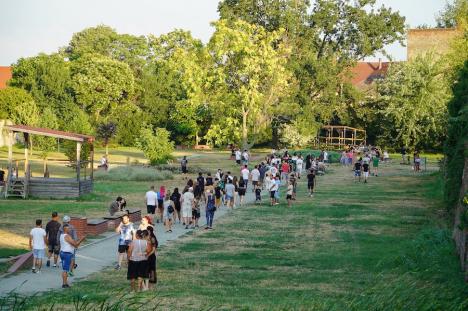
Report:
63,215,71,222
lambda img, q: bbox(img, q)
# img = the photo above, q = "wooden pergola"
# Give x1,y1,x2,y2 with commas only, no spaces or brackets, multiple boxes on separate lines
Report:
316,125,366,149
3,125,95,198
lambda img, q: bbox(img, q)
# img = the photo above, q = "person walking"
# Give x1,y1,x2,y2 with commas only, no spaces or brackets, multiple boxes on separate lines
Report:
225,179,236,209
147,226,158,286
180,156,188,179
286,181,294,208
170,188,182,224
45,212,61,268
59,224,85,288
241,165,250,190
362,156,370,183
238,178,246,206
307,169,316,197
281,160,289,185
205,190,216,229
127,230,151,292
354,158,363,182
163,193,175,233
145,186,158,216
181,187,195,229
372,154,380,176
296,156,303,179
30,219,47,273
115,215,135,270
57,215,78,276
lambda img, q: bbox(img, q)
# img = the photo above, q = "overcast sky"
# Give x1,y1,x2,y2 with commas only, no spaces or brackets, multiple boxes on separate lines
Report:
0,0,448,65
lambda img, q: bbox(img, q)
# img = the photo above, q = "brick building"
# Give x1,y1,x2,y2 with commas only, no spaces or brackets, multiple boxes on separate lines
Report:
407,28,460,60
0,66,12,89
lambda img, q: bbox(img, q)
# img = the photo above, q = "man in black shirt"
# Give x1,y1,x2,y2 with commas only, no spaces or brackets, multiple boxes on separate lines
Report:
45,212,61,267
363,161,370,183
307,169,316,197
354,158,362,182
197,172,206,202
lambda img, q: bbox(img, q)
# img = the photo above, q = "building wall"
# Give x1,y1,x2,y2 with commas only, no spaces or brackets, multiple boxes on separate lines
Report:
0,66,12,89
407,28,460,60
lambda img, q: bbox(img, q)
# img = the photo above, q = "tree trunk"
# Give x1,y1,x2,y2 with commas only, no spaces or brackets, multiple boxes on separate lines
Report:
195,131,199,146
242,109,248,149
105,142,109,157
272,122,279,149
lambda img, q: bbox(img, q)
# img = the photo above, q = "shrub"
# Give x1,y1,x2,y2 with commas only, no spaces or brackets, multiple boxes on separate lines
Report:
94,165,173,181
136,126,175,165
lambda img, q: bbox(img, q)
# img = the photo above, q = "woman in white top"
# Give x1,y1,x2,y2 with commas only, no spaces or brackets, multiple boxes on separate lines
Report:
181,187,195,229
59,224,85,288
163,193,175,233
296,156,303,178
127,230,151,291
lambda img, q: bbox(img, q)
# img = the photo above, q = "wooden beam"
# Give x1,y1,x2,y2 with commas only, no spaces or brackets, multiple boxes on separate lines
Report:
90,142,94,181
76,142,81,181
24,133,29,176
7,131,13,168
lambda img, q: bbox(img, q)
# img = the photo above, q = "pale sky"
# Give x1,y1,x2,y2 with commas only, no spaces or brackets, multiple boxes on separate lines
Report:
0,0,448,65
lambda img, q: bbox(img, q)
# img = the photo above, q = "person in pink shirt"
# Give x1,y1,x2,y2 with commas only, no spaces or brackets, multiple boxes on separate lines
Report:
347,150,353,166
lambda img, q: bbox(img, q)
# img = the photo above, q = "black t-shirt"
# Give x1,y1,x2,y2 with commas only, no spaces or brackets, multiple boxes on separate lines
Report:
45,220,61,243
354,162,362,170
363,163,369,172
215,186,221,198
181,159,188,167
197,176,205,188
307,173,315,183
205,177,213,186
171,192,181,207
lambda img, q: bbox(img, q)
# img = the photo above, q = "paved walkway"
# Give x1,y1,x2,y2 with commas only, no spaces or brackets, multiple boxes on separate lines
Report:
0,190,257,296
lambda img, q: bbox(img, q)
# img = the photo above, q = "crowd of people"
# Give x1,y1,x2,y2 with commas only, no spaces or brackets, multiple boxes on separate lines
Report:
28,147,401,291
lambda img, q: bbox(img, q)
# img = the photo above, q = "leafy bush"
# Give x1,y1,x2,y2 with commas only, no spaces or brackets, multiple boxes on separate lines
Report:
63,141,91,168
94,165,173,181
136,126,175,165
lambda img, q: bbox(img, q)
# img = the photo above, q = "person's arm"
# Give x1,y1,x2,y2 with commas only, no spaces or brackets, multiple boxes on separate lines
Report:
115,222,122,233
145,242,153,257
43,231,48,246
127,243,133,259
29,234,33,250
65,234,84,248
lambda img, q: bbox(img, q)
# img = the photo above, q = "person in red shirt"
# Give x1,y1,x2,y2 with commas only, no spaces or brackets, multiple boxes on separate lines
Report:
281,161,290,185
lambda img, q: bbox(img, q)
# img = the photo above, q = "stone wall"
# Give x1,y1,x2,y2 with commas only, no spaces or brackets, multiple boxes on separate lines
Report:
407,28,460,60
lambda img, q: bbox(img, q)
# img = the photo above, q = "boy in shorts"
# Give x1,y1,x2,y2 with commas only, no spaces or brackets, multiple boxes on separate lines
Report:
115,215,135,270
192,199,201,228
255,184,262,204
354,158,362,182
362,160,370,183
30,219,47,273
307,169,316,197
286,181,294,208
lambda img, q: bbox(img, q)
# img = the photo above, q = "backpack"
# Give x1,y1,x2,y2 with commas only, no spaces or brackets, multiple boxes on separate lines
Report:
168,204,174,214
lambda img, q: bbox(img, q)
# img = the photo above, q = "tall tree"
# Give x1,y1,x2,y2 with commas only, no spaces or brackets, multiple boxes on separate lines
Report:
372,54,450,149
0,87,40,126
208,19,292,148
436,0,468,28
96,122,117,156
218,0,405,145
70,54,135,123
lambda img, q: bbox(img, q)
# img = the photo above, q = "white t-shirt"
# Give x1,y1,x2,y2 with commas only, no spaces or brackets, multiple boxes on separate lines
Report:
242,152,249,160
251,169,260,181
270,180,279,191
182,191,194,208
241,168,250,180
145,190,158,206
270,166,278,176
363,156,371,164
235,150,242,160
30,227,46,250
324,152,328,161
296,158,303,168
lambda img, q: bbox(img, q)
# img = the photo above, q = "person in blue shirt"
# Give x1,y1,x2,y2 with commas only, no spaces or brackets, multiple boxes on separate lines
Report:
115,215,135,270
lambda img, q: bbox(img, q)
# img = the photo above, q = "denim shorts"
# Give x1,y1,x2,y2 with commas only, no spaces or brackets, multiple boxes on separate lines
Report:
60,251,74,272
33,249,45,259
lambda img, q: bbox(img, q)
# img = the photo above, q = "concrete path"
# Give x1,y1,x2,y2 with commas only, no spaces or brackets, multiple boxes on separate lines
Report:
0,190,257,296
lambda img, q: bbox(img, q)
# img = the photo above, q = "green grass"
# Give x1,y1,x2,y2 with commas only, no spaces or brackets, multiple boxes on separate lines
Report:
94,165,173,181
0,248,28,258
8,161,466,310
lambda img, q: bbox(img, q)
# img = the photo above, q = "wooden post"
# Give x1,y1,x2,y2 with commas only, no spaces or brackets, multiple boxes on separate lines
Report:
7,131,13,172
24,133,29,177
354,129,357,146
90,141,94,181
76,142,81,181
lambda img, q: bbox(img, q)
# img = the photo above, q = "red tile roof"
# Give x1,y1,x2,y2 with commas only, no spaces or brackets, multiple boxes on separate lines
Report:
0,66,12,89
348,61,391,88
4,124,94,142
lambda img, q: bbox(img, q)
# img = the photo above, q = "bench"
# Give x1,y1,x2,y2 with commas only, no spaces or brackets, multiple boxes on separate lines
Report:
86,218,109,236
104,214,124,230
125,208,142,223
194,144,212,150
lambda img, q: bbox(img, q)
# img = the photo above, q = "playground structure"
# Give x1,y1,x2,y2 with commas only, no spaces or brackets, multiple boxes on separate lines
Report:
315,125,366,149
3,124,95,198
